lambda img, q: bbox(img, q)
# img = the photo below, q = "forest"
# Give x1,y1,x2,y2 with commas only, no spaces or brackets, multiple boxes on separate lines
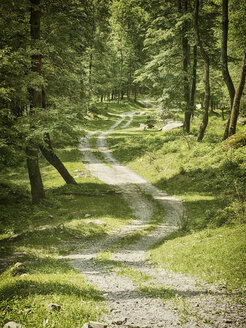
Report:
0,0,246,327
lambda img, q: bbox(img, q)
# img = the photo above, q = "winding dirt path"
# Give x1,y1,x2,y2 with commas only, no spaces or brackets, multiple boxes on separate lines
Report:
62,109,246,328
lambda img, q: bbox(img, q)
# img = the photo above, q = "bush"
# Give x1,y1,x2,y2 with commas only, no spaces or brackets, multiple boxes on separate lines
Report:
222,131,246,150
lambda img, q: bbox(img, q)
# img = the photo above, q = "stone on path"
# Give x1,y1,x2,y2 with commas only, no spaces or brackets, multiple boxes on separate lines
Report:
82,322,108,328
112,318,127,325
87,220,107,226
3,322,23,328
47,303,61,311
139,123,148,130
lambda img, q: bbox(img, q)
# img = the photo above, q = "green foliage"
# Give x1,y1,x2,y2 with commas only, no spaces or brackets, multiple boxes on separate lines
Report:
107,104,246,232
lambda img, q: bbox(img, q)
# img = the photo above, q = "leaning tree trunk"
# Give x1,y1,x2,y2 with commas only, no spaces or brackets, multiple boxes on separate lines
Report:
228,48,246,136
40,133,77,184
221,0,235,139
39,90,77,184
27,0,45,204
194,0,210,142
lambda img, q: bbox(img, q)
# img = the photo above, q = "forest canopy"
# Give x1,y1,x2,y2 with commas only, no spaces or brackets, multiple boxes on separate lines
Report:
0,0,246,203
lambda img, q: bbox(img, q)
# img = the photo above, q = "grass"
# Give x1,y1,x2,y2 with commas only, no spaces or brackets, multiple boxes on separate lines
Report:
0,103,138,327
87,101,246,290
1,98,246,326
0,147,134,253
148,224,246,289
105,100,246,289
0,257,105,328
95,251,177,300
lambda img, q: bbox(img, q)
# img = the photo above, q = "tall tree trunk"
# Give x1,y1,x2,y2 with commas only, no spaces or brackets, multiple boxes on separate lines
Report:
194,0,210,142
190,45,197,116
88,2,95,98
180,0,192,133
40,133,77,184
228,48,246,136
134,85,137,102
119,36,123,102
89,52,93,86
221,0,235,139
26,146,45,204
27,0,45,204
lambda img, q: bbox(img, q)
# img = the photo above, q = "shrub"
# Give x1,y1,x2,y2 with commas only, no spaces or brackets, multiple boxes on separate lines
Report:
222,131,246,150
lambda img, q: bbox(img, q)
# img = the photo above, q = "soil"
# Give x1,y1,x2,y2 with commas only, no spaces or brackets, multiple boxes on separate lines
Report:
63,106,246,328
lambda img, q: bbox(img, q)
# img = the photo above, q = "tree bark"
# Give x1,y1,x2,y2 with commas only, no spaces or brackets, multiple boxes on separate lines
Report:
221,0,235,139
221,0,235,107
190,45,197,117
181,0,192,133
40,133,77,184
40,88,77,184
194,0,210,142
89,52,93,86
27,0,45,204
26,146,45,204
228,48,246,136
134,86,137,102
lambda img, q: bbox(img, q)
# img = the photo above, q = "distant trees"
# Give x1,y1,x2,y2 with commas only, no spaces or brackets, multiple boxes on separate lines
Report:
135,0,245,139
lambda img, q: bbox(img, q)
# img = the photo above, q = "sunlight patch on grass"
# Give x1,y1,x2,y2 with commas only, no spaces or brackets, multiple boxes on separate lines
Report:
0,258,105,328
149,224,246,289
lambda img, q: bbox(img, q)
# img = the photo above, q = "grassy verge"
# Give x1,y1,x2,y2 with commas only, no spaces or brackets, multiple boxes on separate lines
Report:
149,225,246,289
0,102,140,327
0,257,105,328
106,101,246,289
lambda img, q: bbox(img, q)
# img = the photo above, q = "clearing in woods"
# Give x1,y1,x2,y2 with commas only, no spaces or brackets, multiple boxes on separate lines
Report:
61,106,246,328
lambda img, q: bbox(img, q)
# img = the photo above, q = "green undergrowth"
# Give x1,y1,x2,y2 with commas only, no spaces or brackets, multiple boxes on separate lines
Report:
0,145,133,256
104,101,246,289
108,114,246,230
0,257,105,328
149,224,246,290
0,105,137,327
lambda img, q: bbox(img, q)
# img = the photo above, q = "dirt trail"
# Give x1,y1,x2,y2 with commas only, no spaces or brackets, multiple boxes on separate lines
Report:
63,107,246,328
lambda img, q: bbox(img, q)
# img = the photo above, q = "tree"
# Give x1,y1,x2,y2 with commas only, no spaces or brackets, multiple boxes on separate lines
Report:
27,0,45,204
221,0,235,139
193,0,210,142
0,0,80,202
109,0,148,101
39,91,77,185
178,0,192,133
221,0,246,138
228,48,246,136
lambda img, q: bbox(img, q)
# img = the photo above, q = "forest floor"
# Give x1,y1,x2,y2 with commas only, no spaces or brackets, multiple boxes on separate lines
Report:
60,106,246,328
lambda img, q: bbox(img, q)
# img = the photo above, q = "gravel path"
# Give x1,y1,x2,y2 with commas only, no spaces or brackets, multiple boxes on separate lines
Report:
63,107,246,328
